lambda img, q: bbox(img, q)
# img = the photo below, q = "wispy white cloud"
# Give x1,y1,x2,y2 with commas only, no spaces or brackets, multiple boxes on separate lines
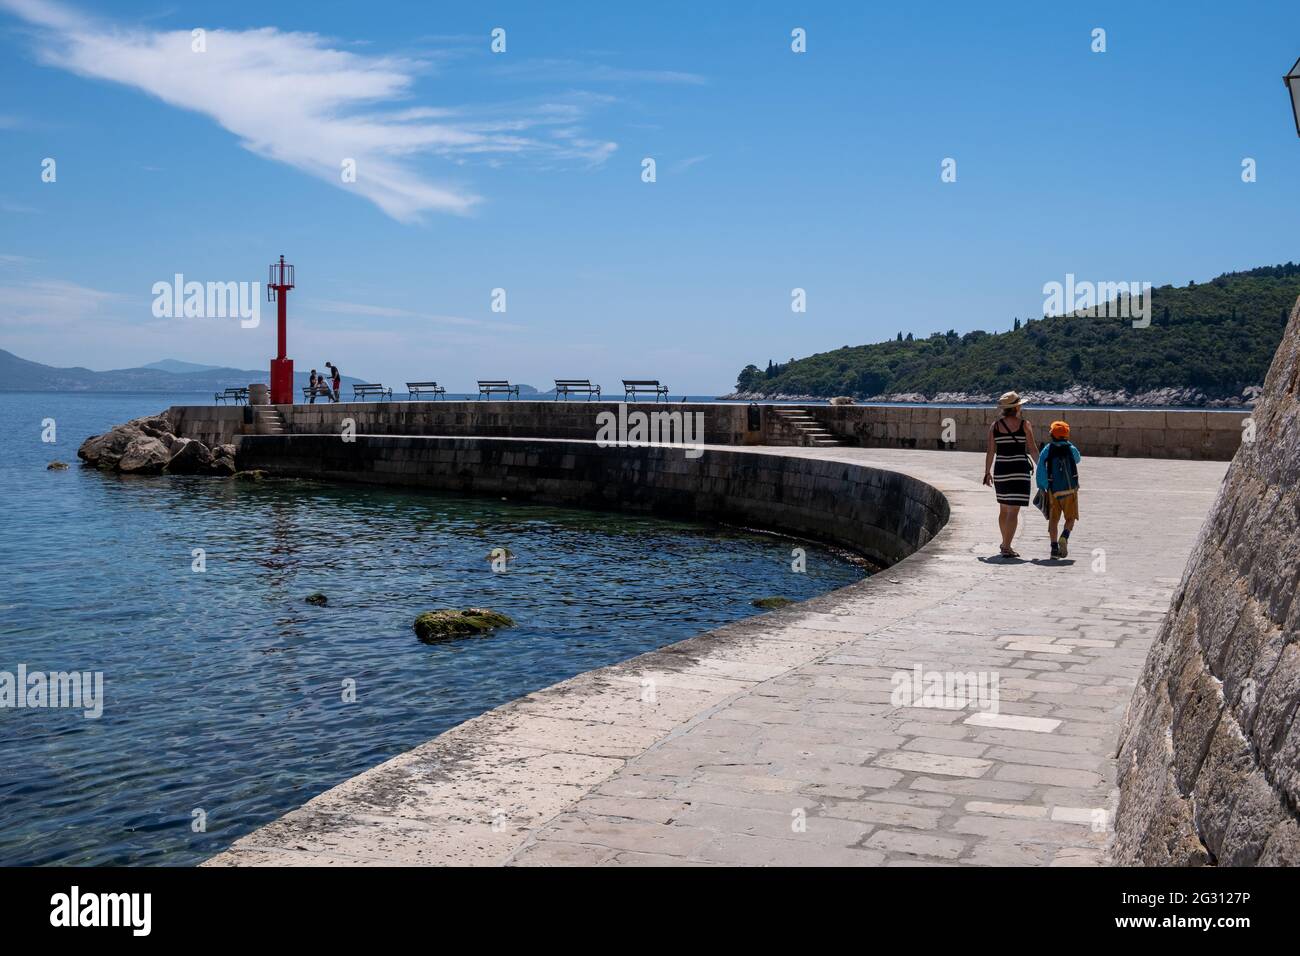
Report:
0,277,126,330
494,59,707,86
0,0,620,222
671,154,710,173
310,298,524,332
0,275,530,377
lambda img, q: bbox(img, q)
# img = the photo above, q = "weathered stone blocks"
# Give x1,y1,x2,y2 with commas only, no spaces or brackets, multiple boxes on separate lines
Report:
1115,297,1300,865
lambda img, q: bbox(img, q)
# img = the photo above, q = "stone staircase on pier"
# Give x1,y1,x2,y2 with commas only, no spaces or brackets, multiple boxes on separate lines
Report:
252,407,288,436
767,407,841,447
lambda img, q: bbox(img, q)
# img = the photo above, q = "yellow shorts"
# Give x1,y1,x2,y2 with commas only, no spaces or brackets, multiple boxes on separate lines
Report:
1050,490,1079,522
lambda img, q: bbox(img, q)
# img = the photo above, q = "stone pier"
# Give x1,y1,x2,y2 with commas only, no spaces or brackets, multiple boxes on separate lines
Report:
205,441,1227,867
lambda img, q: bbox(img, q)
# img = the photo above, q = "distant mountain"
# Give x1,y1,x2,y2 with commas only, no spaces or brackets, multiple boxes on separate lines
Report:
733,264,1300,402
0,349,368,393
140,359,225,374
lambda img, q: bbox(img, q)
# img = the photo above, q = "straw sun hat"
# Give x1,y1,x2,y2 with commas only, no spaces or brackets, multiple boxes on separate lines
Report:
997,390,1025,411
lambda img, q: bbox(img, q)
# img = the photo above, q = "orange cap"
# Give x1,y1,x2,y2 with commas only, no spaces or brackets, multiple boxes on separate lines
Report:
1050,420,1070,439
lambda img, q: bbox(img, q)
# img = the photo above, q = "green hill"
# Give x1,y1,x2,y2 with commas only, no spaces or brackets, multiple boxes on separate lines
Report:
733,264,1300,402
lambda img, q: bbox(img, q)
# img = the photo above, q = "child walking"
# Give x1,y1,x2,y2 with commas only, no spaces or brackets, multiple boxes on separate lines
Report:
1035,420,1082,558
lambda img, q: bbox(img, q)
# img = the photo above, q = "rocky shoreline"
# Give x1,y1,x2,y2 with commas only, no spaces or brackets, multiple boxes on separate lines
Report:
77,410,237,476
721,385,1260,408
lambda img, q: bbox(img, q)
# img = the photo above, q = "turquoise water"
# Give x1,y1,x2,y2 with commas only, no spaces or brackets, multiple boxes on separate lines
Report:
0,391,864,866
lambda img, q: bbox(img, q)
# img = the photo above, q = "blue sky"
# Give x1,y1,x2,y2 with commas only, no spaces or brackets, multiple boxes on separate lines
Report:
1,0,1298,392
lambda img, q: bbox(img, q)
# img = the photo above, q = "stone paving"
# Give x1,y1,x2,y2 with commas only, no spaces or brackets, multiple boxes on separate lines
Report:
207,445,1227,867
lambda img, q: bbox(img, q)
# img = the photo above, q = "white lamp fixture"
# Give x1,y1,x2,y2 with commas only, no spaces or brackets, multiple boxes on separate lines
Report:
1286,57,1300,137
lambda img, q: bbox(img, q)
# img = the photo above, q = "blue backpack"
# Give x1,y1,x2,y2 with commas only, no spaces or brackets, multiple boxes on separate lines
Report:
1045,442,1078,491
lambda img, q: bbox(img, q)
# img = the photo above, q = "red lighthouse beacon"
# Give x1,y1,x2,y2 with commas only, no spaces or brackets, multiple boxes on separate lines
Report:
267,255,295,406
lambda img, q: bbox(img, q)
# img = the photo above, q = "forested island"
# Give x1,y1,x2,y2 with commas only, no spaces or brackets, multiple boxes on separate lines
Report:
729,264,1300,407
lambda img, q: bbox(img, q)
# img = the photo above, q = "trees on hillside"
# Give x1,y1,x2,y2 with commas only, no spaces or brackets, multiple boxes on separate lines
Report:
733,267,1300,398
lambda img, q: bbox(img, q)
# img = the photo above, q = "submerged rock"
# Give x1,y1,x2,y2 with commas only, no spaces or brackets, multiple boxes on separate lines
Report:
47,461,69,470
305,593,329,607
752,596,795,609
231,469,267,481
413,608,514,643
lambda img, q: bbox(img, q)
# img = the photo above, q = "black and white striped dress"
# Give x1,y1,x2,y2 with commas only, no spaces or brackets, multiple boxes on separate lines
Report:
992,418,1032,506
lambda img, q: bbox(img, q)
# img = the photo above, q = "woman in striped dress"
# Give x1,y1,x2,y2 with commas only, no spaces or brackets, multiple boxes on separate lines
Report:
982,391,1039,558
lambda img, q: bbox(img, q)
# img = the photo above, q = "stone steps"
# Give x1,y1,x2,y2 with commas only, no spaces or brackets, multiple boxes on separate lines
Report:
771,408,840,447
253,408,287,435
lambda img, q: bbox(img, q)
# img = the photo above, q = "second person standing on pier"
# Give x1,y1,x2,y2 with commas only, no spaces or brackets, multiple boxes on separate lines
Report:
324,362,341,402
982,391,1038,558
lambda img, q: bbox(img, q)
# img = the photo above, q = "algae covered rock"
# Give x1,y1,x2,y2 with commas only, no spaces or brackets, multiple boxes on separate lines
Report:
305,593,329,607
47,461,69,470
413,608,514,643
752,596,795,609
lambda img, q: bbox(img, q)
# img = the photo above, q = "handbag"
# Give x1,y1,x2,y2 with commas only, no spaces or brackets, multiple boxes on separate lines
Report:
1032,488,1051,520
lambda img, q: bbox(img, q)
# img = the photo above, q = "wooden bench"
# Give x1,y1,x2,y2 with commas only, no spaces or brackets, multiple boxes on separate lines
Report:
478,380,520,400
352,383,392,401
623,379,669,402
302,384,334,402
214,387,247,405
554,379,601,401
406,381,447,400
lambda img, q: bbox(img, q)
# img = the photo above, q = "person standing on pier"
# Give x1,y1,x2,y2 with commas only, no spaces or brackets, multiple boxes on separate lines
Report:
325,362,341,402
982,391,1038,558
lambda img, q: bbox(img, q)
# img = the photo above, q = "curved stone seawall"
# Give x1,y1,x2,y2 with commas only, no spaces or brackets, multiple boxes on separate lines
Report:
234,435,949,566
1115,302,1300,865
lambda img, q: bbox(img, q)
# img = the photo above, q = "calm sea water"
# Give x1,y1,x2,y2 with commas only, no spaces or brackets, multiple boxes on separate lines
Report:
0,391,864,866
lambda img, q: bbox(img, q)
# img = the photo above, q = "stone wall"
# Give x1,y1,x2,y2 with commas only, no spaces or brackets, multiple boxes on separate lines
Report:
1114,299,1300,865
166,399,1243,461
167,405,249,447
168,400,762,449
808,405,1245,461
234,435,949,567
